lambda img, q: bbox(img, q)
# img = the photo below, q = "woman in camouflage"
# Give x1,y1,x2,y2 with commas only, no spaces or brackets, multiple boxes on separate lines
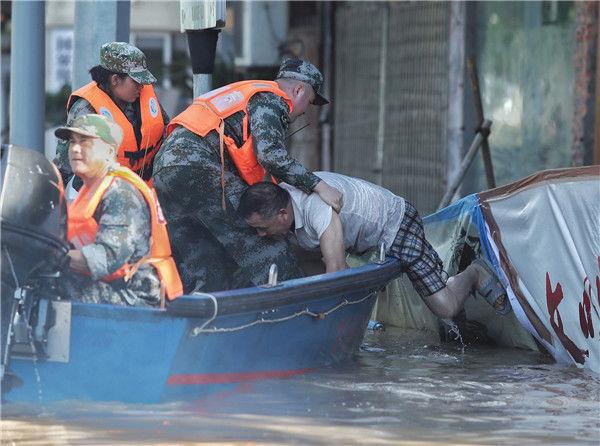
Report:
54,42,169,190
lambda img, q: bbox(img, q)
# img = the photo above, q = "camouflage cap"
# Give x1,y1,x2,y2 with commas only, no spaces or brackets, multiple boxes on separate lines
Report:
55,114,123,148
276,57,329,106
99,41,157,85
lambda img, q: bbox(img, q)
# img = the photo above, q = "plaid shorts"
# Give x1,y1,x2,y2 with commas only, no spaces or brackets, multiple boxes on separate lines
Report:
388,201,446,298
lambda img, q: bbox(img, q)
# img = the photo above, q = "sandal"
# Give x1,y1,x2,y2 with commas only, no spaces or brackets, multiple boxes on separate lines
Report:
472,257,512,315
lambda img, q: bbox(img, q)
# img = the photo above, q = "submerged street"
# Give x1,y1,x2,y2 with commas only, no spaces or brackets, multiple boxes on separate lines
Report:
3,327,598,445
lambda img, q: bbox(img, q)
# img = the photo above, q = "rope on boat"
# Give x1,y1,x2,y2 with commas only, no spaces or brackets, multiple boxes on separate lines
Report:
190,292,376,336
191,292,219,331
3,247,20,288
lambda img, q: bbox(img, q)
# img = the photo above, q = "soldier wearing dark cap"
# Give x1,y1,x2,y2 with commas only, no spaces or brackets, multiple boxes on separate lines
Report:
152,57,343,293
54,42,170,189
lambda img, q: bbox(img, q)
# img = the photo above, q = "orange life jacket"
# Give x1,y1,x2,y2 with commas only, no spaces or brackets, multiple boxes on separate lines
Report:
167,81,293,206
67,166,183,300
68,82,165,180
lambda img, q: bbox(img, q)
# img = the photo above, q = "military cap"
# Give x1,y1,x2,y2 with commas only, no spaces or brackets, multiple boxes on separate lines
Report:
276,57,329,106
99,41,157,85
55,114,123,148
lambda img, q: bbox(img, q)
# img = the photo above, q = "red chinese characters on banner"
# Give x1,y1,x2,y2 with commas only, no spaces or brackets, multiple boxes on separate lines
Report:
578,256,600,339
579,277,595,339
546,272,590,365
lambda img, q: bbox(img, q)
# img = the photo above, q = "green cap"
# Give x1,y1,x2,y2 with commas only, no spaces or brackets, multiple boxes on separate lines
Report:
55,114,123,148
99,41,157,85
276,57,329,106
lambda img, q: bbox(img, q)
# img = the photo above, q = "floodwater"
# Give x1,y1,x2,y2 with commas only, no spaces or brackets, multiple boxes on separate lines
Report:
2,327,599,445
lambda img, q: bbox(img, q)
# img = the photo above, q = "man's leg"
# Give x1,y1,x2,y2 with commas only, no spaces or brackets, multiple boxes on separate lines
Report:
422,265,478,319
391,201,507,319
171,219,236,293
426,261,510,319
389,201,471,319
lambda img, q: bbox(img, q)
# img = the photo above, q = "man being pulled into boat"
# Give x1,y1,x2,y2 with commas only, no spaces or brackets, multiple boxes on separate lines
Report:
238,172,512,319
152,57,343,293
55,114,182,306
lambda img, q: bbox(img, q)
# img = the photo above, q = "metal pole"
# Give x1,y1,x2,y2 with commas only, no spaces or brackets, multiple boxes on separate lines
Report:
438,120,492,209
467,56,496,188
319,1,333,171
73,1,130,90
447,1,466,197
163,34,173,89
193,74,212,98
9,0,45,153
186,29,220,97
374,2,389,186
116,1,131,43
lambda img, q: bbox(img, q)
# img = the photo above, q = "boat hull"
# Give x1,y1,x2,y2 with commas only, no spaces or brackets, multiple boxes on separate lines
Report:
4,260,400,404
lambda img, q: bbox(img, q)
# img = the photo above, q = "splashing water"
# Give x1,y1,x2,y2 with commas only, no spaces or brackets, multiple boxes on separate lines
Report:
441,318,466,355
26,325,45,409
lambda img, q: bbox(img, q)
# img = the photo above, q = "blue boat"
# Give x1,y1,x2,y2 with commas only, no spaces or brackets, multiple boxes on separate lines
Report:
0,145,401,404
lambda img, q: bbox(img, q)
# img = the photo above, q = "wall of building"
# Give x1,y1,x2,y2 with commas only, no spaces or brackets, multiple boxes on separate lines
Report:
332,2,450,214
130,0,181,32
12,0,593,192
329,1,585,212
572,1,598,166
463,1,578,195
46,1,180,31
284,2,322,173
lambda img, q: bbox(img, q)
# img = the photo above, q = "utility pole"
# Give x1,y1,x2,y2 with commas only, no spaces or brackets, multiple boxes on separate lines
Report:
9,1,45,153
72,1,130,90
446,1,466,200
180,0,226,97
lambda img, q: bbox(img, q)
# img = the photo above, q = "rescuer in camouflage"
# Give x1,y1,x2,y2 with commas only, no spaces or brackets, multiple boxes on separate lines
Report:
152,57,341,293
54,41,169,189
59,180,161,306
56,114,161,306
276,57,329,106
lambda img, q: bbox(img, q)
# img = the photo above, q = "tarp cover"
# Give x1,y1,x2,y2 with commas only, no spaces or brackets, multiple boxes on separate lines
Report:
375,195,538,351
479,166,599,373
376,166,599,373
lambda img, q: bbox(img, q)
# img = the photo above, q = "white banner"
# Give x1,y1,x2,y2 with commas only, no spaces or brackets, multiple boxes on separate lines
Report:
483,168,600,373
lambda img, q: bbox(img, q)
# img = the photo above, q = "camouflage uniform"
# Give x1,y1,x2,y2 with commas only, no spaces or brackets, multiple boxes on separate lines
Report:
60,178,161,306
54,42,169,189
152,58,329,293
55,113,162,306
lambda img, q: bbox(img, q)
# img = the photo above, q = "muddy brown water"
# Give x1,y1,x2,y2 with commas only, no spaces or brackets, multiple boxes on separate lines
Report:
2,327,599,445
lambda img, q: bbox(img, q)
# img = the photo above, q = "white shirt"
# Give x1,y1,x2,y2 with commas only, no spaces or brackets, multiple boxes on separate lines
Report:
280,172,405,254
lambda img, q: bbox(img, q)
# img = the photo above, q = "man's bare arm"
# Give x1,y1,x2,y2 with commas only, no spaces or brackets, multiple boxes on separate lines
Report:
319,211,347,273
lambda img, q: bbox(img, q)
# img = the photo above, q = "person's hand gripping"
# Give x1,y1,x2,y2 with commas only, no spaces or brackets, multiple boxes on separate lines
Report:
314,180,343,213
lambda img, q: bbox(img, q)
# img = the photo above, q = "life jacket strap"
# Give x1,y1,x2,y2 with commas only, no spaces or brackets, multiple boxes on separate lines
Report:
217,119,227,211
123,147,152,161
